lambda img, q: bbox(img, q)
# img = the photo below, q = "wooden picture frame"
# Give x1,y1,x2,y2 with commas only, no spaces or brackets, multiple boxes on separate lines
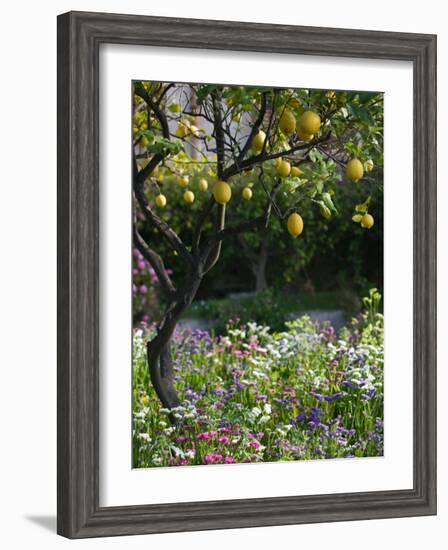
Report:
57,11,437,538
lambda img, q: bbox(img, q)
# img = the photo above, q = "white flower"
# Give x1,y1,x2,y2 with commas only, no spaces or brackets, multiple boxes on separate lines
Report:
264,403,272,415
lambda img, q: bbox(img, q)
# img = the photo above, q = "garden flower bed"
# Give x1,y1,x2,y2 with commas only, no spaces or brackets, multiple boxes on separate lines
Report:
133,308,383,468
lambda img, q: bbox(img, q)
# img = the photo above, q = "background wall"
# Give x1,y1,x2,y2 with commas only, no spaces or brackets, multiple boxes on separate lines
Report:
0,1,445,548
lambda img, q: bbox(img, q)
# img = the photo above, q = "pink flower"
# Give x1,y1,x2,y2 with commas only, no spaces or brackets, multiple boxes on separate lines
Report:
138,260,146,270
249,440,261,449
219,427,232,433
209,431,218,437
217,436,229,445
195,432,212,440
249,335,260,349
224,456,236,464
175,437,187,443
139,285,148,295
203,453,223,465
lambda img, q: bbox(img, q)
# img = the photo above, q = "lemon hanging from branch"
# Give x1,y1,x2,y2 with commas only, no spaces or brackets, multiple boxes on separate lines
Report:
279,109,296,134
179,175,189,187
213,180,232,205
346,159,364,182
183,190,195,204
360,213,374,228
155,194,167,208
276,160,291,178
287,212,304,238
198,178,208,192
290,166,303,177
251,130,266,153
242,187,253,200
298,111,321,135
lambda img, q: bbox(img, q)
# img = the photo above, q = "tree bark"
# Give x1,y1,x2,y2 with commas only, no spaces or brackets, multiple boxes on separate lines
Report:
255,231,269,293
145,275,203,421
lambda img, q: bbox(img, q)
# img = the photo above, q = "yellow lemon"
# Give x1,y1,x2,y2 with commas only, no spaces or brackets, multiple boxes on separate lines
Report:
297,127,314,142
346,159,364,182
290,166,303,177
366,159,374,172
279,109,296,134
155,194,167,208
242,187,253,200
287,213,304,238
213,180,232,204
140,135,150,148
251,130,266,153
360,213,374,229
298,111,321,135
183,190,195,204
179,175,189,187
276,160,291,178
198,178,208,192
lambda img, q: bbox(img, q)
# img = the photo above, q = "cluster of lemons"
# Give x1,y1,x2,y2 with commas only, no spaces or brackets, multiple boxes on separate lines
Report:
154,175,209,209
346,158,375,229
248,109,322,238
152,105,375,236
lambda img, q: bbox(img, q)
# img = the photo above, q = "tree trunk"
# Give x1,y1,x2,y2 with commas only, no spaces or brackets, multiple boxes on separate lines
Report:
146,276,202,421
255,231,269,293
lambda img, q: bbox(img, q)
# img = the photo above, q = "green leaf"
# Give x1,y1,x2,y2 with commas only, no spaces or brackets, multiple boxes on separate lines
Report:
168,103,181,113
147,137,184,156
322,192,338,214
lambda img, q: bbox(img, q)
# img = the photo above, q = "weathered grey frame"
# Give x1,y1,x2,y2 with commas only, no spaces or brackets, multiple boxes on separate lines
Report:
57,10,437,538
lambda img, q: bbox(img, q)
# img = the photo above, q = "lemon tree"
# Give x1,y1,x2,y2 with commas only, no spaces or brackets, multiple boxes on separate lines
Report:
132,81,383,414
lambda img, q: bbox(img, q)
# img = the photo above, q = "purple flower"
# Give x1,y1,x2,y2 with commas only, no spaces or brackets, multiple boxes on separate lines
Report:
324,392,344,402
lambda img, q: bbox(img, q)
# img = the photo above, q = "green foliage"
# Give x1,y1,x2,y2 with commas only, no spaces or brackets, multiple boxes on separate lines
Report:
133,292,384,467
132,80,383,308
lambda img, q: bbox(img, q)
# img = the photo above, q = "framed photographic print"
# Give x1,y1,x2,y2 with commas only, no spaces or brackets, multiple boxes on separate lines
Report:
57,11,437,538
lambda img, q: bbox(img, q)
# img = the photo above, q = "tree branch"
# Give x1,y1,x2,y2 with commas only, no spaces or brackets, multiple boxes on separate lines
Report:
202,204,226,274
223,133,331,180
133,224,177,297
134,85,170,139
237,91,268,164
211,92,225,178
133,184,194,267
201,181,281,263
192,196,216,256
